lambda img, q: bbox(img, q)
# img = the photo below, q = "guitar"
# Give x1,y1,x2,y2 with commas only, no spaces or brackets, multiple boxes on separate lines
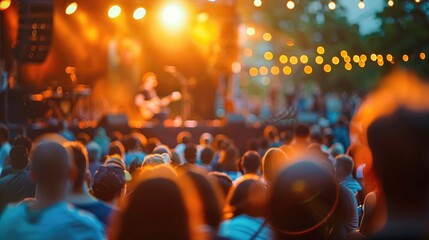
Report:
135,91,181,120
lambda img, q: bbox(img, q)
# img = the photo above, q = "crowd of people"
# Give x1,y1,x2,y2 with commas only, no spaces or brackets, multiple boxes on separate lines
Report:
0,105,428,240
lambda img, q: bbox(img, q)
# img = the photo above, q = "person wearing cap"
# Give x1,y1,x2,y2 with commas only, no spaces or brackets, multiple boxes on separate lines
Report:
104,155,132,182
92,164,126,207
0,142,104,240
64,142,116,228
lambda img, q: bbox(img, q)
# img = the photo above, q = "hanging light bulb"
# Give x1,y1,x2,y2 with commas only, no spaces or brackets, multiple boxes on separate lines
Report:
415,0,421,3
286,0,295,9
328,0,336,10
358,0,365,9
387,0,394,7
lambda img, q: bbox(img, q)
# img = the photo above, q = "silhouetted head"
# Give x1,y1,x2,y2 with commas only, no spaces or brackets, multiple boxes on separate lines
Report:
111,177,190,240
10,145,29,170
64,142,89,192
295,124,310,139
268,161,339,240
184,144,197,164
177,131,193,145
241,150,261,174
201,147,214,165
226,179,266,219
264,125,279,142
109,140,125,158
13,135,32,153
261,148,289,186
218,146,239,172
208,171,233,199
31,142,71,190
368,107,429,212
334,154,354,180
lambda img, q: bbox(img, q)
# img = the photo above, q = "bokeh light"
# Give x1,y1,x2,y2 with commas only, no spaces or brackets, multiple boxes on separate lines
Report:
254,0,263,7
315,56,324,64
332,56,340,65
259,66,269,75
65,2,78,15
286,0,295,9
317,46,325,55
161,3,187,29
290,56,298,65
345,63,352,70
402,54,409,62
324,64,332,73
246,27,256,36
133,7,147,20
264,52,273,60
0,0,11,10
263,33,272,41
249,67,258,76
108,5,121,19
244,48,253,57
283,66,292,75
271,66,280,75
300,55,309,64
304,65,313,74
279,55,288,64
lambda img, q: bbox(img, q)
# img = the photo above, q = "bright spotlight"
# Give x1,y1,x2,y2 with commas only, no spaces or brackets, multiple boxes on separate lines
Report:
133,7,146,20
328,1,336,10
161,3,187,29
65,2,78,15
0,0,11,10
196,12,209,23
358,0,365,9
286,0,295,9
108,5,121,19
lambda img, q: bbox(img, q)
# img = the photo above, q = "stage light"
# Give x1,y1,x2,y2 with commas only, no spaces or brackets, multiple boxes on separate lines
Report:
386,54,393,62
359,61,366,68
300,55,309,64
0,0,11,10
315,56,324,64
254,0,262,7
290,56,298,65
332,57,340,65
377,54,383,62
65,2,78,15
263,33,272,41
324,64,332,73
133,7,146,20
402,54,409,62
340,50,348,58
108,5,121,19
415,0,420,3
420,52,426,60
304,65,313,74
317,46,325,55
246,27,256,36
370,54,377,61
161,3,187,29
286,0,295,9
361,54,367,62
196,12,209,23
283,66,292,75
387,0,394,7
264,52,273,60
328,0,336,10
279,55,288,64
358,0,365,9
377,60,384,66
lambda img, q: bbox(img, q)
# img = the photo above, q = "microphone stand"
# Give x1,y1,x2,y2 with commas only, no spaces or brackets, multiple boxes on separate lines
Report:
165,66,191,123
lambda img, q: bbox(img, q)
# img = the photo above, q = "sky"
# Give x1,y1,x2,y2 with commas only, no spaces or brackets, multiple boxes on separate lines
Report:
339,0,386,35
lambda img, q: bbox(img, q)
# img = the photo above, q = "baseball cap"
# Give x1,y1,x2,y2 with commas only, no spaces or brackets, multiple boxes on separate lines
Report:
104,155,132,181
92,165,125,195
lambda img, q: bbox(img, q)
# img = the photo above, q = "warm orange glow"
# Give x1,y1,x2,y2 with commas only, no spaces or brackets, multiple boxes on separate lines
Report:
271,66,280,75
249,67,258,76
246,27,256,36
286,0,295,9
133,7,146,20
279,55,288,64
388,0,394,6
340,50,348,58
244,48,253,57
317,46,325,55
232,62,241,73
332,56,340,65
290,56,298,65
420,52,426,60
378,60,384,66
264,52,273,60
359,61,366,68
196,12,209,23
161,3,187,29
370,54,377,61
360,54,368,62
0,0,11,10
283,66,292,75
108,5,121,19
386,54,393,62
328,1,336,10
259,66,269,75
377,54,383,62
344,56,351,63
286,39,295,47
304,65,313,74
300,55,309,64
315,56,324,64
353,55,360,63
65,2,78,15
324,64,332,73
263,33,272,41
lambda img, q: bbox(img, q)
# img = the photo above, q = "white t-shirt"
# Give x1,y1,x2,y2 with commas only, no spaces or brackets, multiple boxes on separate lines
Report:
0,201,105,240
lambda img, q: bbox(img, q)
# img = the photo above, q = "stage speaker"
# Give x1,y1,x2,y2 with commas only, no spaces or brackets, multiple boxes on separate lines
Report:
15,0,54,63
98,114,130,132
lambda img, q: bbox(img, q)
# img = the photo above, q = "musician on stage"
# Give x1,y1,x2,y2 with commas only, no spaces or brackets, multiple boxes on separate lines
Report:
135,72,181,122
